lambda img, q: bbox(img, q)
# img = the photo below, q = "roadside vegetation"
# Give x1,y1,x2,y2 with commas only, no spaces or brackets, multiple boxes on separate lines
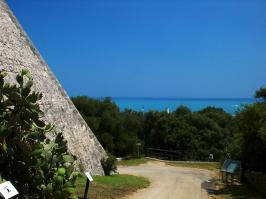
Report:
166,161,220,171
118,157,220,170
117,158,150,166
77,175,150,199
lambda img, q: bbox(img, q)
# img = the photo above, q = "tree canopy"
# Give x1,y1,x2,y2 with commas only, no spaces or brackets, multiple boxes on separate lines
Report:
255,87,266,100
72,96,232,161
72,86,266,174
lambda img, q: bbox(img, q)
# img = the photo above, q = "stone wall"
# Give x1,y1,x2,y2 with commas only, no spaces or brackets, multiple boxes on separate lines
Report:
0,0,106,175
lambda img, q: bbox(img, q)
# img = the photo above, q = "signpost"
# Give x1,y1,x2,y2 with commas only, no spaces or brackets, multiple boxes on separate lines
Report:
136,142,141,158
0,181,19,199
83,172,93,199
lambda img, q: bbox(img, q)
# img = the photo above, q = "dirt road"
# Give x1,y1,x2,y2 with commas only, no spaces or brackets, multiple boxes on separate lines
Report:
118,161,213,199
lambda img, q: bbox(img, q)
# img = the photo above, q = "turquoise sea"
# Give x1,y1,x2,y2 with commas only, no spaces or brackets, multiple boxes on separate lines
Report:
112,98,256,115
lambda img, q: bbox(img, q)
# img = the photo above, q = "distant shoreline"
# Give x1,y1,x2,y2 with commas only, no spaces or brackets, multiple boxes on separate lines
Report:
71,96,257,115
110,98,256,115
110,97,254,101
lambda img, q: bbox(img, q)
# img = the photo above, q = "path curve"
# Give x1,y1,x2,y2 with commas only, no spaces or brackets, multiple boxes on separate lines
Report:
118,161,212,199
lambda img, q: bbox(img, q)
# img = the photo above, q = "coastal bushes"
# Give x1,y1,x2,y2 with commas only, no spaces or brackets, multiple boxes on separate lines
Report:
72,89,266,175
226,87,266,194
229,102,266,173
72,97,232,161
72,96,142,157
0,70,79,198
143,106,232,161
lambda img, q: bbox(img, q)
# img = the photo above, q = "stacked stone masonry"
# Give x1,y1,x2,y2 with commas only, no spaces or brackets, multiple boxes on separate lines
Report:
0,0,106,175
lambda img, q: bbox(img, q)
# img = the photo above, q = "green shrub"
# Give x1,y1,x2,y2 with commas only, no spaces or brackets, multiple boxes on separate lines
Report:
0,69,79,198
101,154,117,176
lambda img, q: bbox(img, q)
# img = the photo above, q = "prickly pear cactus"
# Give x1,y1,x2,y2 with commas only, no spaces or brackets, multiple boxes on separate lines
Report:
0,69,80,199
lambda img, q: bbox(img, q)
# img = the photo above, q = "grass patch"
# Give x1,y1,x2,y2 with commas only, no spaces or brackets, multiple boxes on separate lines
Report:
92,174,150,189
77,174,150,199
117,158,149,166
214,183,262,199
167,161,220,171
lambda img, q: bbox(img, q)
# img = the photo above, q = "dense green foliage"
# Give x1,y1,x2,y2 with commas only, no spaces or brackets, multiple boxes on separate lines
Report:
229,102,266,173
144,107,232,160
73,93,266,174
101,154,117,176
0,70,79,198
72,96,232,161
72,96,143,157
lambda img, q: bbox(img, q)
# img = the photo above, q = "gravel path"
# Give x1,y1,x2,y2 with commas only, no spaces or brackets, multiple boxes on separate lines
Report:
118,161,213,199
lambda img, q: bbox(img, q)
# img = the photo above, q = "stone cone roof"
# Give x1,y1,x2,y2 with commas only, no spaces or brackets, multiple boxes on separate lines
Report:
0,0,106,175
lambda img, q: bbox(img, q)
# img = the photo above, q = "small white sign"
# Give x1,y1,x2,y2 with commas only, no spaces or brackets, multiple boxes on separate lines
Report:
0,181,19,199
85,172,93,182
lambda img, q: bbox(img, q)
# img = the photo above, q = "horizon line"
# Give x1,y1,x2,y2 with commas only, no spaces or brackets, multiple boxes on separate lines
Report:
72,96,255,100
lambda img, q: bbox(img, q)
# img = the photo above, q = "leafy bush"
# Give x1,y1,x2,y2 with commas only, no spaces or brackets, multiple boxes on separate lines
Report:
231,102,266,173
101,154,117,176
0,69,79,198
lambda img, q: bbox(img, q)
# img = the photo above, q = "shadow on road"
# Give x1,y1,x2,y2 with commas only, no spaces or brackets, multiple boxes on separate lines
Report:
201,178,262,199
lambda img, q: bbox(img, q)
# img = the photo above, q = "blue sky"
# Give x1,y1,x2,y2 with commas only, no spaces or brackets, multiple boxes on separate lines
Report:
6,0,266,98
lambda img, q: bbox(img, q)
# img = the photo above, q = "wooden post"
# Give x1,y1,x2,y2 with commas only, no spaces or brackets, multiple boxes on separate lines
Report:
83,179,90,199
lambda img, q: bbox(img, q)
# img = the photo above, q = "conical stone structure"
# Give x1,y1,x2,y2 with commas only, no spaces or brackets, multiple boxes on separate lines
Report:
0,0,106,175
